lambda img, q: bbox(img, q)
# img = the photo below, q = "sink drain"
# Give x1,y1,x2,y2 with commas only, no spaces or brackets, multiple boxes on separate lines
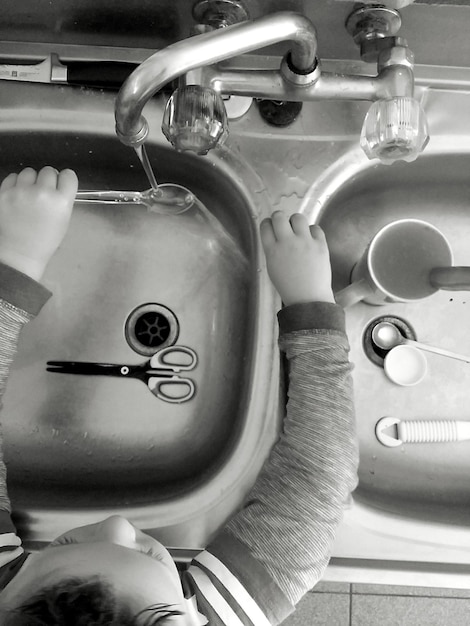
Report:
125,303,179,356
363,315,417,367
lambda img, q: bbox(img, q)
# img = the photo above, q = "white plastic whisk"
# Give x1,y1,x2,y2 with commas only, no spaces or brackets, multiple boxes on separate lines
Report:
375,416,470,447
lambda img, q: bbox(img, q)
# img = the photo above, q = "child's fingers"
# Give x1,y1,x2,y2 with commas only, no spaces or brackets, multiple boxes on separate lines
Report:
57,169,79,197
271,210,292,240
309,224,327,242
260,217,276,249
17,167,38,186
0,173,18,191
289,213,310,236
37,166,59,189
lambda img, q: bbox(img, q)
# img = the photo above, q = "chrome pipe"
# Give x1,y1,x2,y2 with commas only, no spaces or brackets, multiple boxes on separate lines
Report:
206,62,412,102
207,69,379,101
376,65,414,99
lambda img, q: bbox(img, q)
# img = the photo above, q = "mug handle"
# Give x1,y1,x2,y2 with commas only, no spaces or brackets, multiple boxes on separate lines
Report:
430,266,470,291
335,279,374,308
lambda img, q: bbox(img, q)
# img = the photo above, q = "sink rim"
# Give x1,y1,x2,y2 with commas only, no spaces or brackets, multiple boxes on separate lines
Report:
299,137,470,226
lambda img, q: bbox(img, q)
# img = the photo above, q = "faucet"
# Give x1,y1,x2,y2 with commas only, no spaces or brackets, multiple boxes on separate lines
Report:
115,2,428,163
345,3,429,163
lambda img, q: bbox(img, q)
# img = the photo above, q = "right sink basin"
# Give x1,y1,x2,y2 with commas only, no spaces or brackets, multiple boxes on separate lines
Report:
313,151,470,527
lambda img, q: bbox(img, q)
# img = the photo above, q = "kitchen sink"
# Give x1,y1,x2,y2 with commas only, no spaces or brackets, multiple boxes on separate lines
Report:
293,83,470,585
3,57,470,589
317,151,470,526
0,81,280,544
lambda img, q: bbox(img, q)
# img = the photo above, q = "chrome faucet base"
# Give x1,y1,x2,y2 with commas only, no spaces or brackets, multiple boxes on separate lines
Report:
192,0,249,27
346,4,403,64
345,5,402,45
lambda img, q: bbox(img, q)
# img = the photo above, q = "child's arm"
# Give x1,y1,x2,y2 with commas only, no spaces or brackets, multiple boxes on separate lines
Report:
186,212,358,625
0,168,77,583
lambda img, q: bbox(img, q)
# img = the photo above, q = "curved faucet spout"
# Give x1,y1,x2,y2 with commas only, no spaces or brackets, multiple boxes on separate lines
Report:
115,11,317,147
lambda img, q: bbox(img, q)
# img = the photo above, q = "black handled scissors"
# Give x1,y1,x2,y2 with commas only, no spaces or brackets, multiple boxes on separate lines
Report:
47,345,197,404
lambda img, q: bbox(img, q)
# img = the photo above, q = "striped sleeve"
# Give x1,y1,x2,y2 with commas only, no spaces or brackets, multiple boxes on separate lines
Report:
0,262,52,589
0,300,33,590
183,547,280,625
0,298,34,516
0,510,28,590
197,302,358,624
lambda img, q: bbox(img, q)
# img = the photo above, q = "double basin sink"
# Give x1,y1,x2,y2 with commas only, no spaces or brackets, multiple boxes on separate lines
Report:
2,64,470,586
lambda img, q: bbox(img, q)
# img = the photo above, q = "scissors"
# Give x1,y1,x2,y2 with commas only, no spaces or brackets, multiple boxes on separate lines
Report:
47,345,197,404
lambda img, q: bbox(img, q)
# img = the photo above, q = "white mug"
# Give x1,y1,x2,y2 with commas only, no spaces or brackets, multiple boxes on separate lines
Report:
335,219,470,308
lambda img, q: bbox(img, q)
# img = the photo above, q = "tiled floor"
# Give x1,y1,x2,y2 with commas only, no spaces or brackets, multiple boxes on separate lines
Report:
282,581,470,625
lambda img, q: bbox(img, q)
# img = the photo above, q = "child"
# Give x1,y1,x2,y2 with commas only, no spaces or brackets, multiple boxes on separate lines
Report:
0,167,357,625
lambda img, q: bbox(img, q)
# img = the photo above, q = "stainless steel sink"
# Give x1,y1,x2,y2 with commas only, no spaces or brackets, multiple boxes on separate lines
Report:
316,151,470,526
0,82,280,544
4,60,470,589
293,83,470,585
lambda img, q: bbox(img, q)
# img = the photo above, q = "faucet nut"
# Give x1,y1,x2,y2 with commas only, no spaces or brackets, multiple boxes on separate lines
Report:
280,53,320,87
192,0,249,27
378,44,414,71
346,5,402,46
115,117,149,148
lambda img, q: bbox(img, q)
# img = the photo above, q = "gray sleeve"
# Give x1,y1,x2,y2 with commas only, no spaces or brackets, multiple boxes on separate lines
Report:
0,263,51,513
0,300,32,512
211,303,358,609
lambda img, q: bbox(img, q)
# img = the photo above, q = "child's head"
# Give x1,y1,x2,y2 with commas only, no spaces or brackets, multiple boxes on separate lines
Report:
0,516,187,625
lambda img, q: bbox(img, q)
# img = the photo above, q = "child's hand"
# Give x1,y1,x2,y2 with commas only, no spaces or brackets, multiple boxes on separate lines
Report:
260,211,335,306
0,166,78,281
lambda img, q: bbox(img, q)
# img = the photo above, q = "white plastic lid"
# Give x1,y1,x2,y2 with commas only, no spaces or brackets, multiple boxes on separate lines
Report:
384,345,427,386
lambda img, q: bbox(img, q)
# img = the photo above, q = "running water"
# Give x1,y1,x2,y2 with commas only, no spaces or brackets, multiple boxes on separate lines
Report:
134,144,159,191
134,144,248,273
75,142,248,274
132,144,195,212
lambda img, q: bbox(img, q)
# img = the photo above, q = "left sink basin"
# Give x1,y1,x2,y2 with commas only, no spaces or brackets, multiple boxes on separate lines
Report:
0,83,278,541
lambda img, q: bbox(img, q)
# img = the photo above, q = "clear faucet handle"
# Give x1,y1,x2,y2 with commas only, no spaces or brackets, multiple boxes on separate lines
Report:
360,97,429,164
162,85,228,155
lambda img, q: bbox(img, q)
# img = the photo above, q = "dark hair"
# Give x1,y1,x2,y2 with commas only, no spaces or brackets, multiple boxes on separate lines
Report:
4,577,184,625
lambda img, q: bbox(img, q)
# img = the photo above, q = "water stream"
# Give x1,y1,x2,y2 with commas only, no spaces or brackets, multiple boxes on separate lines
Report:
134,144,159,191
74,142,248,272
133,143,248,273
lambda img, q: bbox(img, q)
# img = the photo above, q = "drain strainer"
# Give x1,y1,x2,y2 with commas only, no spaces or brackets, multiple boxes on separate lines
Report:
125,303,179,356
363,315,417,367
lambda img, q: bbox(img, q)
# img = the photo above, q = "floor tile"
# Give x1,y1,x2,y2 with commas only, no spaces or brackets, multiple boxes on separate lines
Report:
282,592,350,626
314,581,351,594
352,583,470,598
351,593,470,626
